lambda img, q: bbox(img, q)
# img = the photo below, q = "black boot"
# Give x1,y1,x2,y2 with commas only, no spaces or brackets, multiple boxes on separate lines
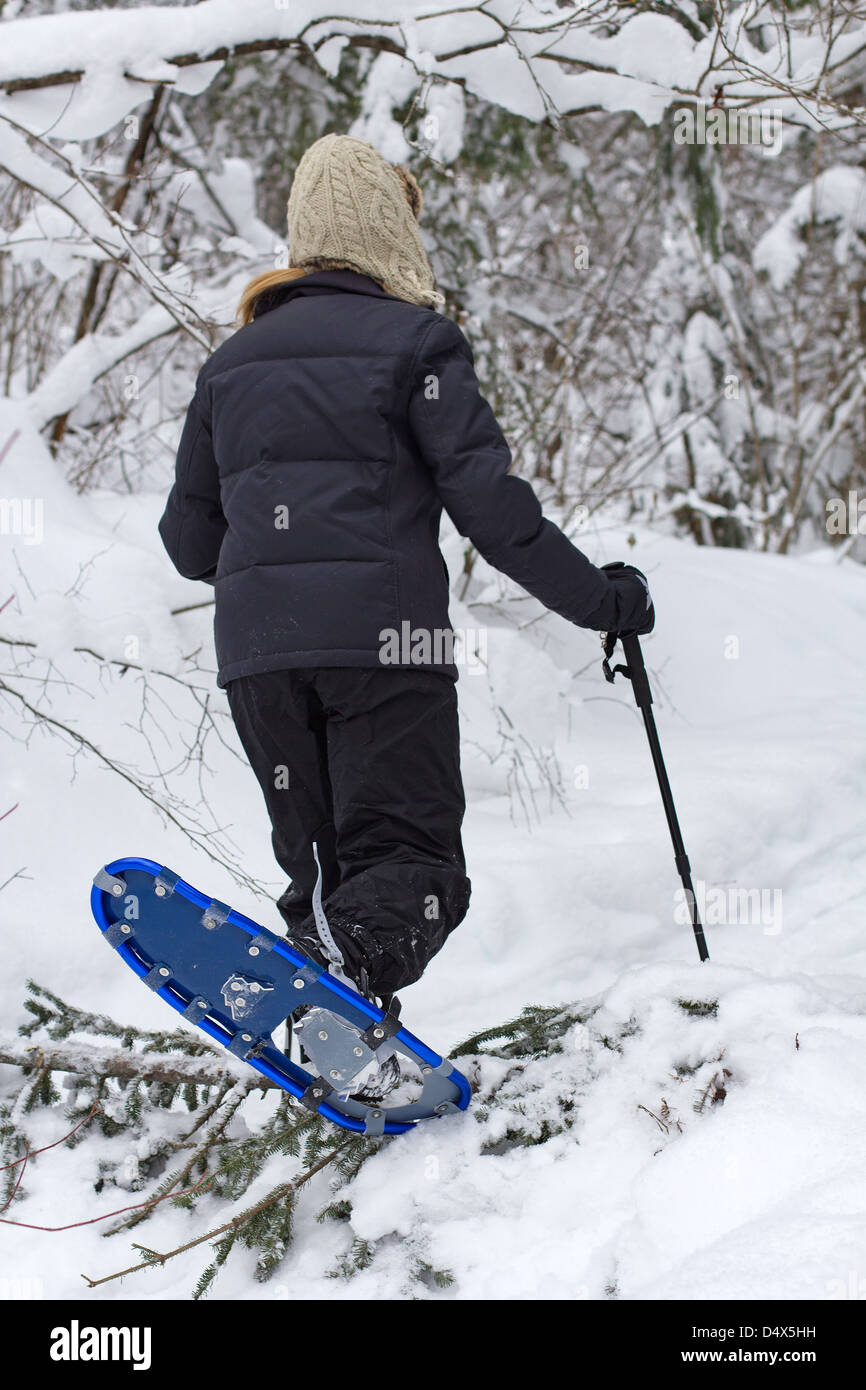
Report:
276,882,313,932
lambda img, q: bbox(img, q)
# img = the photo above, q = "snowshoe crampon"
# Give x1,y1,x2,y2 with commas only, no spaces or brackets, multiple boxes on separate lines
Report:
90,858,471,1136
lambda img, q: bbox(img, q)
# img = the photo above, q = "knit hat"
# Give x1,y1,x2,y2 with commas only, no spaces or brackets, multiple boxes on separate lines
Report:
287,134,444,309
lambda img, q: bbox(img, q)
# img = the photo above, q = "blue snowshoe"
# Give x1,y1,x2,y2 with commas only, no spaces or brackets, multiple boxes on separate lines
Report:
90,857,471,1137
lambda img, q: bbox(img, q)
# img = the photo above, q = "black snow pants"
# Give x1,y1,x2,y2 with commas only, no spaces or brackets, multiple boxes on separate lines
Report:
225,668,471,997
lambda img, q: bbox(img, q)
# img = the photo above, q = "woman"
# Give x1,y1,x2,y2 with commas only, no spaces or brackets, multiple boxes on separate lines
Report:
159,132,653,1013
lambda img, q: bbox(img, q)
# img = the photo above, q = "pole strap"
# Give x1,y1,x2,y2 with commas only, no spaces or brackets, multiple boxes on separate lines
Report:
601,632,624,684
601,633,653,708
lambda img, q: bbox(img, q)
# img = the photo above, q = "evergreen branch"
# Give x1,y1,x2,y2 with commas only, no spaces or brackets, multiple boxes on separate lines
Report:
19,980,218,1054
0,1037,272,1091
81,1140,354,1288
0,1172,213,1232
0,1102,100,1179
0,1143,29,1214
451,1002,597,1058
107,1081,255,1236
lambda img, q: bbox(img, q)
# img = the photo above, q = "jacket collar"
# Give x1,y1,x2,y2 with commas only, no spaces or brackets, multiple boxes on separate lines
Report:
253,270,398,318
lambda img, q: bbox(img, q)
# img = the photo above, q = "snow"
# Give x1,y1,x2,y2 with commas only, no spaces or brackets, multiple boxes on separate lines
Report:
1,0,857,148
349,53,420,163
754,166,866,289
341,966,866,1300
1,390,865,1300
544,13,708,94
0,2,481,140
24,306,175,428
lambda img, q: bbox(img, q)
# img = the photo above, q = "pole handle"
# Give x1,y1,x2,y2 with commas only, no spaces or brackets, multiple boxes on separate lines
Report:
619,633,653,711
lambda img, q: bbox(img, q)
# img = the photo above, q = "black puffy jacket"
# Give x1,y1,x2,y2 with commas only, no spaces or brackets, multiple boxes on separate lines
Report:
159,269,644,686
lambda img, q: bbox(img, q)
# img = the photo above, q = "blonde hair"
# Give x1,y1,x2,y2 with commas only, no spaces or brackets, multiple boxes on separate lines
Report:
236,266,309,327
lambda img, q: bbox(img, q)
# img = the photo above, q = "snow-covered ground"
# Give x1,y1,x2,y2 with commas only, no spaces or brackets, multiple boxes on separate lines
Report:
1,394,865,1300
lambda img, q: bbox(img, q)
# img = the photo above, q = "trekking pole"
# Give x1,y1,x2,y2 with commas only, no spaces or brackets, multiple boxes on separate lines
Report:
602,631,710,963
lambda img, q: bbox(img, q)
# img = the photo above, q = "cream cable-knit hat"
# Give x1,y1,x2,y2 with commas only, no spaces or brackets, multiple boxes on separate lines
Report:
287,133,444,309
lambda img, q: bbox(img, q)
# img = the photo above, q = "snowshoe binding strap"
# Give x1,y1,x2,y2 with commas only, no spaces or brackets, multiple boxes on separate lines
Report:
309,840,345,970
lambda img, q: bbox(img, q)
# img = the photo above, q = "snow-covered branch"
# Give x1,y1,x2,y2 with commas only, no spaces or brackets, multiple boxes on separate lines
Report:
0,0,862,139
0,113,214,350
0,1036,269,1090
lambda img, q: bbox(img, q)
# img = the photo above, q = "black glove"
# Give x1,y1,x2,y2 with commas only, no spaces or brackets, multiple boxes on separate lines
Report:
601,561,655,636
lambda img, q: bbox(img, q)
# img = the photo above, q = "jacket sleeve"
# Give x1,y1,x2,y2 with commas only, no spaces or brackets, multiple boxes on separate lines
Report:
158,381,226,583
407,316,643,633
